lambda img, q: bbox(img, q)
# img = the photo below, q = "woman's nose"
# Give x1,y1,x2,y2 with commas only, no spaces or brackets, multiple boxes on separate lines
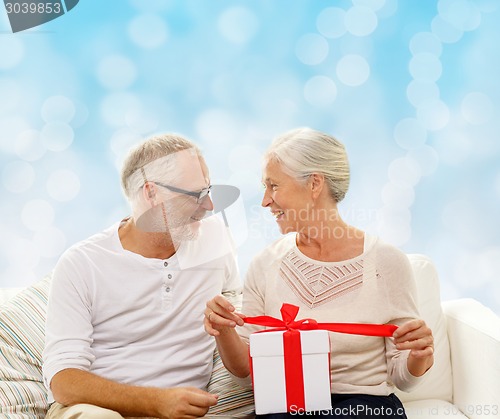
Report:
261,191,272,207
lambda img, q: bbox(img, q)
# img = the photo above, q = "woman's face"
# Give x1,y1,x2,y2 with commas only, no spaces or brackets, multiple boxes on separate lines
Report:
261,159,311,234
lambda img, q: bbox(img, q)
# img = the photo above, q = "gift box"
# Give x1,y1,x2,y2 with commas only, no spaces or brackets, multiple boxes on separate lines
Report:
244,303,398,415
249,329,332,415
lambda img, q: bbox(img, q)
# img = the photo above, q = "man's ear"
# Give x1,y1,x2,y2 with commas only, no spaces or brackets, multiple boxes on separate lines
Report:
143,182,156,204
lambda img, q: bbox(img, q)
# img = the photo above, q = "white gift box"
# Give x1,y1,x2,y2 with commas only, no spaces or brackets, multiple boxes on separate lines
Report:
249,329,332,415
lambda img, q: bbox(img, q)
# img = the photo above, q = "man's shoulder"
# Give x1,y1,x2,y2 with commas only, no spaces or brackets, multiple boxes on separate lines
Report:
60,222,119,261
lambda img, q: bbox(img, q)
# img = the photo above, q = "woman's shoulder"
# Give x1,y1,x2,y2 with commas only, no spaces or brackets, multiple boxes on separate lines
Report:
372,237,408,261
369,235,413,278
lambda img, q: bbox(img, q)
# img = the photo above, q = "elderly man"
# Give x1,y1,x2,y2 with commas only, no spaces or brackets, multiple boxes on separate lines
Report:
43,133,241,419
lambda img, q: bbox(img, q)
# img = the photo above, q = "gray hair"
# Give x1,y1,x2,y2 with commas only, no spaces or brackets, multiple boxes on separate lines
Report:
120,133,201,202
264,127,350,202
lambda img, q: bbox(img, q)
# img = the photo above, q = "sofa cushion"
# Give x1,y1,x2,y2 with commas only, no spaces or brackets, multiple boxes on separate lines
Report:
396,254,453,404
0,275,50,418
207,350,255,417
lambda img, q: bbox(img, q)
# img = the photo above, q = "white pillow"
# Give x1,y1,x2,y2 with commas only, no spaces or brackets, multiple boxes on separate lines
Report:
396,254,453,403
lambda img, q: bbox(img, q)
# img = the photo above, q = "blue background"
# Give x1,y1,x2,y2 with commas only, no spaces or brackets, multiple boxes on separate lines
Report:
1,0,499,314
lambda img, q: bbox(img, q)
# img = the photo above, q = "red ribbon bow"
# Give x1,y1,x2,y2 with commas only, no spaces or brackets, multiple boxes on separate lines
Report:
244,303,398,336
245,303,398,413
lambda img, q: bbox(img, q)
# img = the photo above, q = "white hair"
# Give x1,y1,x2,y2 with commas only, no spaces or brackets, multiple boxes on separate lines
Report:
120,133,201,205
264,127,350,202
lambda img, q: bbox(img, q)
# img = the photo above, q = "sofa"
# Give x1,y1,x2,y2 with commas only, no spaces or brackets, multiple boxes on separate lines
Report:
1,254,499,418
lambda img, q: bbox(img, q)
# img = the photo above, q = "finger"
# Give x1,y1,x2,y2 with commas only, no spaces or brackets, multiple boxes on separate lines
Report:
205,306,230,328
212,294,236,312
394,329,427,344
218,310,246,326
410,346,434,358
187,388,219,408
394,323,432,343
207,300,244,326
203,317,220,337
209,310,241,328
206,298,239,322
393,319,423,338
396,335,434,351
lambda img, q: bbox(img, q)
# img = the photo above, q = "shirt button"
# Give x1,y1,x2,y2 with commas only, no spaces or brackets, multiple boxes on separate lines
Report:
168,274,172,279
165,287,171,292
164,261,168,267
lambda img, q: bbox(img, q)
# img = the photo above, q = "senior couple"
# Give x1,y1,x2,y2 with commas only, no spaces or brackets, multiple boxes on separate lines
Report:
43,128,434,419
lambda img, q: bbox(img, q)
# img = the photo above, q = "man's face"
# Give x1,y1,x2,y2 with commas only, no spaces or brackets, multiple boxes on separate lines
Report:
134,148,215,243
155,150,213,242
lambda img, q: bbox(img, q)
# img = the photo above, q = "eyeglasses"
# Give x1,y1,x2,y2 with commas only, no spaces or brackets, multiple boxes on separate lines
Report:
155,182,212,204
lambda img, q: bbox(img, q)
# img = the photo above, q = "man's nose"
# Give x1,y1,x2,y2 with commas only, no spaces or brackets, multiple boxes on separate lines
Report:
201,194,214,211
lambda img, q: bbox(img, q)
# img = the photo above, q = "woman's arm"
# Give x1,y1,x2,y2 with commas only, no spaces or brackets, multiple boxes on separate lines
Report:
204,295,250,378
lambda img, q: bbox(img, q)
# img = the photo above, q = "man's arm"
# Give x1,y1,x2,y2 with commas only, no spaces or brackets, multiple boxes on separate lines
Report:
51,368,217,418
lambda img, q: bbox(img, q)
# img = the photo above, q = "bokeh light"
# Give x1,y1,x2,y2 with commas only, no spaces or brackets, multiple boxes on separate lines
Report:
41,96,76,124
218,7,259,44
2,161,35,193
46,169,81,202
394,118,427,150
15,130,46,161
416,99,450,131
97,55,137,90
336,54,370,86
406,80,440,108
304,76,337,107
409,53,442,82
461,92,494,125
438,0,481,32
410,32,443,57
128,13,168,49
21,199,55,232
316,7,346,39
431,15,464,43
0,37,24,69
295,33,329,65
345,6,378,37
41,123,74,152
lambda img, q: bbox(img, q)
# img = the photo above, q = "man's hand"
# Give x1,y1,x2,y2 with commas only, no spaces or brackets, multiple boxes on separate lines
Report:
156,387,218,419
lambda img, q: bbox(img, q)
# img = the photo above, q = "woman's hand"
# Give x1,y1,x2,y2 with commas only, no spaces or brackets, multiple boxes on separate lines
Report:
204,296,250,378
393,319,434,376
204,295,245,337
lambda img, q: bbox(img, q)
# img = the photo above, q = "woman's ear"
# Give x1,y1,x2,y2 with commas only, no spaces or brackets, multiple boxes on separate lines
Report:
309,173,325,199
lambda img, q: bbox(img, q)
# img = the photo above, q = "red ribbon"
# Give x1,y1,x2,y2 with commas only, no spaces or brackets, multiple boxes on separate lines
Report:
245,303,398,412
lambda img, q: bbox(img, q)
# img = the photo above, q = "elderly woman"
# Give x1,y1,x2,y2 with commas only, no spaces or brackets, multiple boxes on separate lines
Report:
205,127,434,419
